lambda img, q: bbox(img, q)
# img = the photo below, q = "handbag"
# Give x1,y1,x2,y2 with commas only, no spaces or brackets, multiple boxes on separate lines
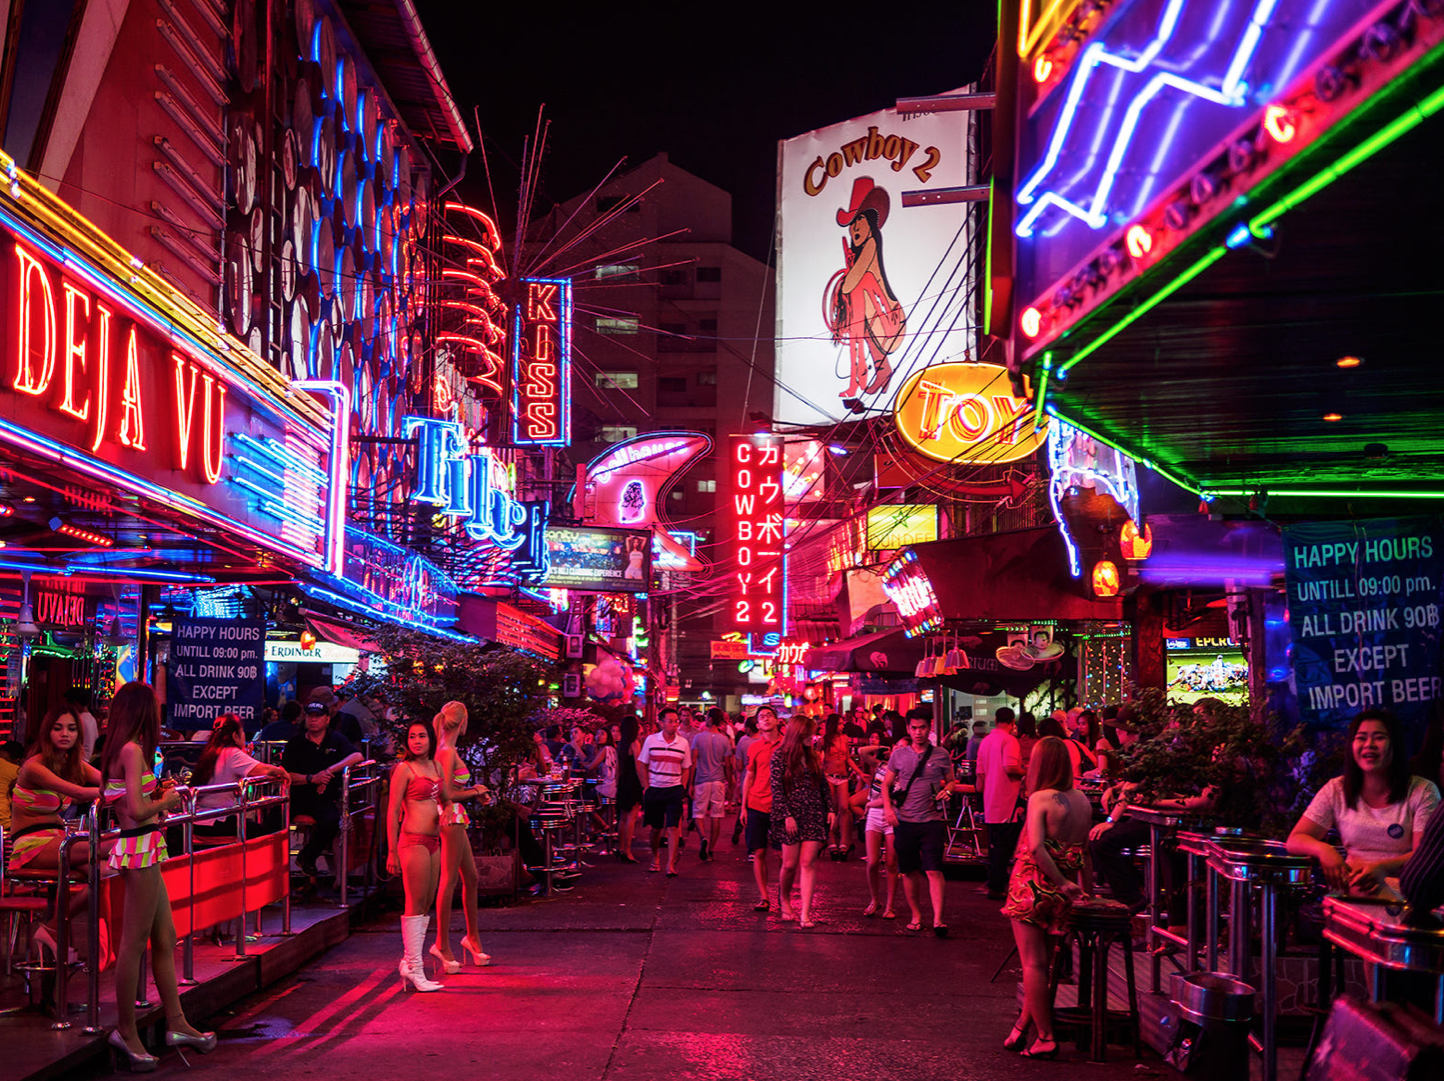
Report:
889,745,934,807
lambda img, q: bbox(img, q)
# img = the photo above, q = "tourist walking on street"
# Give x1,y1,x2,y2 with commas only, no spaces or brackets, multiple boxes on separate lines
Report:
740,706,782,908
975,707,1024,900
101,682,216,1068
387,721,445,992
770,715,834,927
882,712,958,935
1001,736,1093,1059
431,702,491,973
638,707,693,876
859,744,898,918
690,709,732,861
615,714,643,862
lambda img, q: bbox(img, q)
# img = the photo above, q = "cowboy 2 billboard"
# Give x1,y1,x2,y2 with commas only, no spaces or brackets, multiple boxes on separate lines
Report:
775,92,978,427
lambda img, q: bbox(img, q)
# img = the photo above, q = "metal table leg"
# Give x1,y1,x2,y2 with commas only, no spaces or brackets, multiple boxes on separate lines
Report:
1261,883,1278,1081
1148,822,1164,993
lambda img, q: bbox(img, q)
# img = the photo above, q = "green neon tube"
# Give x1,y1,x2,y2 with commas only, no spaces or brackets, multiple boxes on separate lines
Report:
1208,488,1444,500
1048,408,1205,495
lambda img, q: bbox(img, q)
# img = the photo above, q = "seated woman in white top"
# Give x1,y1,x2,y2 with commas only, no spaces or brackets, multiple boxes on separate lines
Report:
190,715,290,837
1288,709,1440,894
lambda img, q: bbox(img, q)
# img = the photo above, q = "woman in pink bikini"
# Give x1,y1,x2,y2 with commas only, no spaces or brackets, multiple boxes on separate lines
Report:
387,720,445,991
431,701,491,973
829,176,907,399
101,682,215,1070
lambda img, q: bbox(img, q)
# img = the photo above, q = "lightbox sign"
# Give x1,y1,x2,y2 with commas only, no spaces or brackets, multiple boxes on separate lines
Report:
0,210,336,569
776,92,976,426
403,416,527,550
726,434,786,635
881,549,942,637
1013,0,1443,359
892,362,1044,464
512,278,572,446
543,525,651,593
574,431,712,572
866,505,938,551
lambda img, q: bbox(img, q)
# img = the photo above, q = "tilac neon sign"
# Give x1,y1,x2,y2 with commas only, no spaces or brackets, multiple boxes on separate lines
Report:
403,416,527,550
512,278,572,446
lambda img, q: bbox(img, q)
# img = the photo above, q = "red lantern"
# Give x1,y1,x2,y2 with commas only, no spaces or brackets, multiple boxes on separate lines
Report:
1091,560,1121,598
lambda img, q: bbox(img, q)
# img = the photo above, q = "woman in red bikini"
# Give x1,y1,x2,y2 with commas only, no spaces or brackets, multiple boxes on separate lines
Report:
101,682,216,1070
431,701,491,973
8,705,104,959
387,720,445,991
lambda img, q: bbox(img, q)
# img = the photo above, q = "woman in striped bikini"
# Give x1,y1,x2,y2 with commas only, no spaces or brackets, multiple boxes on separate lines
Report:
430,701,490,973
8,705,103,957
101,682,215,1069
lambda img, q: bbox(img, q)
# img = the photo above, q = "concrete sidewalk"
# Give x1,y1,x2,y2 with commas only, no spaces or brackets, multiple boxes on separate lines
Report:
72,842,1183,1080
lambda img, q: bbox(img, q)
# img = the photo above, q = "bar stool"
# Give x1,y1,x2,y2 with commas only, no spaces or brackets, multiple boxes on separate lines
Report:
527,799,577,892
594,795,618,856
1050,897,1141,1062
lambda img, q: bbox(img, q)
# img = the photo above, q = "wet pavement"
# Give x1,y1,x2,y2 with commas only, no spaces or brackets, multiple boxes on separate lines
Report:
76,837,1183,1080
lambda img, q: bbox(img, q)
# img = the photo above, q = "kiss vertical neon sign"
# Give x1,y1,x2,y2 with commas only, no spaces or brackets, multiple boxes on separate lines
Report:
512,278,571,446
726,434,786,635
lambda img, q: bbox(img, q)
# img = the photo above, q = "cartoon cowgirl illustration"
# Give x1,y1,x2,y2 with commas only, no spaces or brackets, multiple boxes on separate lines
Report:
826,177,907,398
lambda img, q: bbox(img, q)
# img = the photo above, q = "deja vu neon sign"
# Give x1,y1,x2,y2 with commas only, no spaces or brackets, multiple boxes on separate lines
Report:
403,416,536,550
4,242,226,482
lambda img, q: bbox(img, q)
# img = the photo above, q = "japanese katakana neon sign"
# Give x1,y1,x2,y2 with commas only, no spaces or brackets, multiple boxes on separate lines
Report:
726,434,786,634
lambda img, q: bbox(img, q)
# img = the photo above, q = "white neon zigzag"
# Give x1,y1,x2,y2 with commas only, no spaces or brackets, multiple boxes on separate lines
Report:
1016,0,1281,239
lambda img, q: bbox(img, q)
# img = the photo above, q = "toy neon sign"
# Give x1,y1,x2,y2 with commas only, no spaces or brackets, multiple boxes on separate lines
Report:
512,278,572,446
726,434,786,634
892,362,1045,464
403,416,527,550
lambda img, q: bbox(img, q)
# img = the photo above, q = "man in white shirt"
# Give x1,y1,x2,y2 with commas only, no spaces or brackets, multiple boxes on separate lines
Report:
973,707,1024,900
637,707,693,875
65,689,100,762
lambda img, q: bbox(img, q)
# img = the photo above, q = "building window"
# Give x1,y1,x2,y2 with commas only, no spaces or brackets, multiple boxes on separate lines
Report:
669,489,685,501
595,264,639,280
698,318,718,333
594,371,639,389
658,376,687,393
697,266,722,282
696,479,717,493
698,370,717,386
599,425,638,443
595,316,640,335
660,269,688,287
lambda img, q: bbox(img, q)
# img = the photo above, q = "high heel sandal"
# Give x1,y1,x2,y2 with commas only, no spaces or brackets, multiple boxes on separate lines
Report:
1003,1018,1029,1052
107,1030,158,1073
165,1028,218,1053
1020,1037,1059,1059
615,851,638,863
428,943,462,975
461,937,492,967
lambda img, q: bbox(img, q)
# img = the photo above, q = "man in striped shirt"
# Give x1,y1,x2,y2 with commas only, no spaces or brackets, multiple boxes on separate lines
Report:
638,707,693,876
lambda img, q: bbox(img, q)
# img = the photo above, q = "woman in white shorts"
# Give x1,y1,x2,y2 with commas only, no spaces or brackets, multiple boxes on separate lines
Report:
859,745,898,918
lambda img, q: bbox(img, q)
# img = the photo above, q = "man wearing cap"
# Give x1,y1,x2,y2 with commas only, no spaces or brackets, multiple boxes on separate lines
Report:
283,699,364,881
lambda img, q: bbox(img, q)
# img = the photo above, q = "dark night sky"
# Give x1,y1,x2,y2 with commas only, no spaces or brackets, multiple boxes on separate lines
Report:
414,2,998,262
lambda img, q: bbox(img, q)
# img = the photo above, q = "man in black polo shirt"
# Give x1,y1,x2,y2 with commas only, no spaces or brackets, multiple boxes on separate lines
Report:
283,701,363,878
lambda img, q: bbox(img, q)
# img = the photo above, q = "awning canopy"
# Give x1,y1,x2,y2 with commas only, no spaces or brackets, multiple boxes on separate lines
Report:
905,528,1124,622
803,628,922,674
304,614,381,654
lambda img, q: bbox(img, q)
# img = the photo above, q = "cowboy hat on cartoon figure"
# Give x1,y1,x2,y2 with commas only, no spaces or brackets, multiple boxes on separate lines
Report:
824,177,907,399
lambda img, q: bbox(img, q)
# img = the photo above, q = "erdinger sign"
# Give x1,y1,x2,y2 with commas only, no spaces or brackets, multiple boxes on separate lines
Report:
892,362,1045,465
0,231,333,567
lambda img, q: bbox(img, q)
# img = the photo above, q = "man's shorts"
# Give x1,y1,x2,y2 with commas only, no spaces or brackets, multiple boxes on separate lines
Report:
893,819,946,874
692,780,727,818
642,785,686,829
744,807,778,852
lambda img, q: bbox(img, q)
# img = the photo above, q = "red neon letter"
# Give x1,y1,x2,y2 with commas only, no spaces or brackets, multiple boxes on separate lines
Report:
91,304,112,451
59,284,90,420
117,327,146,450
14,246,56,396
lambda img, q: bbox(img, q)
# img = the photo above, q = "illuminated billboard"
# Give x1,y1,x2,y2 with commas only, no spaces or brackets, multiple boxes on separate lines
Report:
725,434,786,635
866,505,938,551
543,525,652,594
776,94,977,426
1012,0,1444,360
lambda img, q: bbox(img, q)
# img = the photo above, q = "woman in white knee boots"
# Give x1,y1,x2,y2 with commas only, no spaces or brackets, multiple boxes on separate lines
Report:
387,722,445,991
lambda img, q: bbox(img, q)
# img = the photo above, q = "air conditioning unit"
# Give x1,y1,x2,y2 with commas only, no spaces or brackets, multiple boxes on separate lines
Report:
562,673,581,698
565,634,584,658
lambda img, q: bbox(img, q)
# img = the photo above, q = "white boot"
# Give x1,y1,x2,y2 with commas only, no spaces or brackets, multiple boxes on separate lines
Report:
399,915,443,991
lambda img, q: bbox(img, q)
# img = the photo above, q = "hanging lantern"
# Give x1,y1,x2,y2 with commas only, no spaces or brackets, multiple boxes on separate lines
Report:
1120,519,1153,560
1091,560,1121,598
